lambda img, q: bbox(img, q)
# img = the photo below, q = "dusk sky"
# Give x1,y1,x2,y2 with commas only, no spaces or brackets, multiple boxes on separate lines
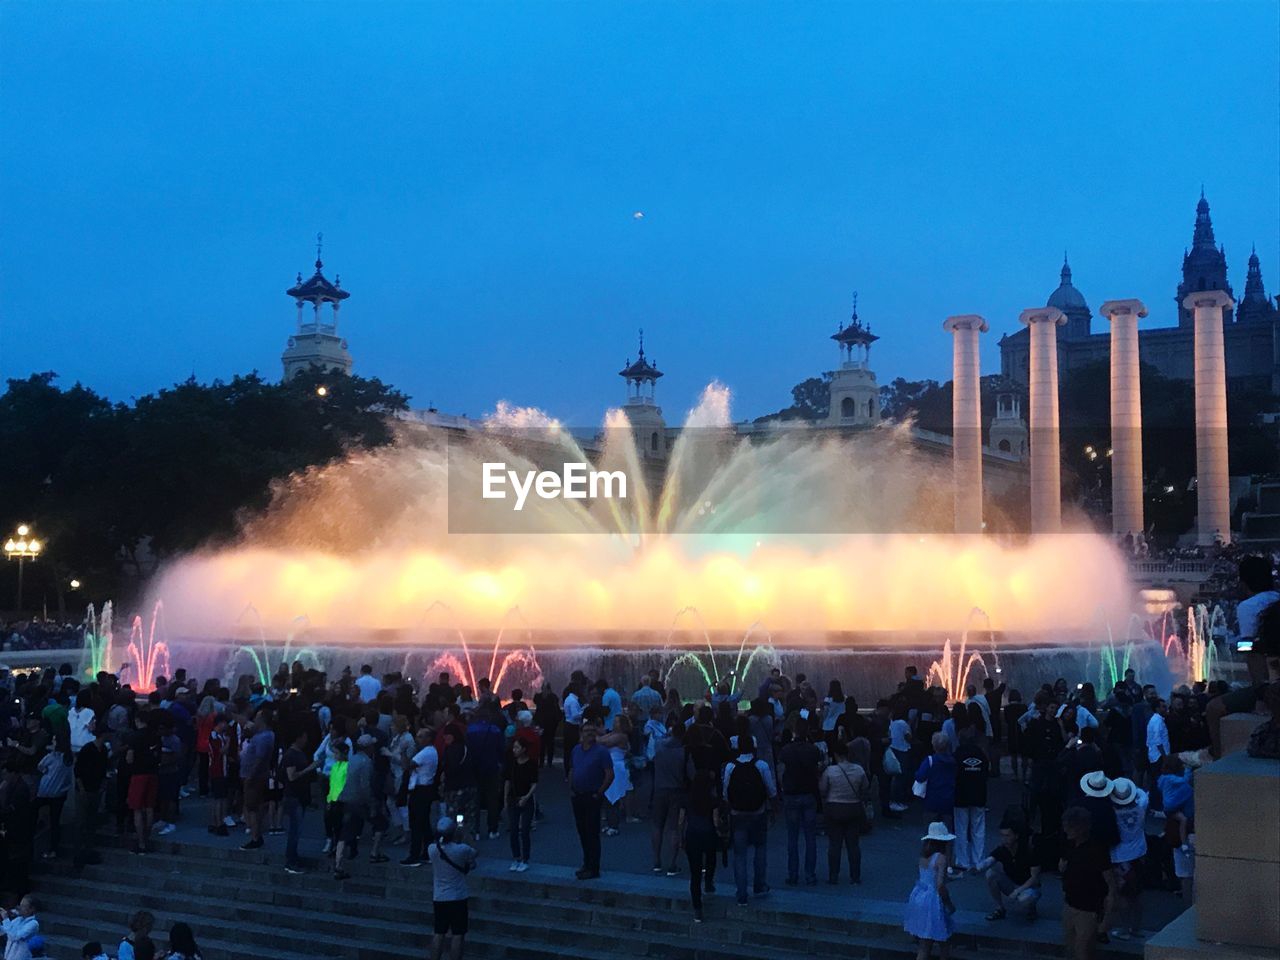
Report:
2,2,1277,425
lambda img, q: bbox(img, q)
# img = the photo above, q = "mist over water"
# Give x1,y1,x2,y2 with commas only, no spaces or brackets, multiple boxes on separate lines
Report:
149,385,1133,641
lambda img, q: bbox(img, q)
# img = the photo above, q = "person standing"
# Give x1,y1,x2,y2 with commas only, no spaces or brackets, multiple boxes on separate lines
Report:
682,768,721,922
649,721,689,877
722,733,777,906
888,704,914,812
952,726,989,874
354,665,381,703
332,735,376,881
281,730,318,875
238,717,275,851
428,817,476,960
914,733,958,834
819,738,868,885
779,728,822,886
598,679,623,732
403,727,439,867
569,724,613,880
532,684,560,769
503,737,537,871
125,713,162,855
904,823,956,960
561,681,584,781
73,722,110,867
33,740,72,861
1059,807,1114,960
1105,778,1148,942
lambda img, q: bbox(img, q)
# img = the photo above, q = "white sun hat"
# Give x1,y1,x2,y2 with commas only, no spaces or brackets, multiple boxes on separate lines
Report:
921,821,956,842
1110,777,1139,805
1080,771,1114,798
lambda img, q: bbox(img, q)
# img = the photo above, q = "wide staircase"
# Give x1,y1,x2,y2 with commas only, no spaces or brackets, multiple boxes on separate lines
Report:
33,837,1144,960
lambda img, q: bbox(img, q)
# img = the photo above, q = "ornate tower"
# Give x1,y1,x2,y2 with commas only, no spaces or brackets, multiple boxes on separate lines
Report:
619,330,666,458
282,234,353,380
1176,190,1235,327
826,295,880,426
1237,245,1279,325
1047,254,1092,340
988,378,1027,461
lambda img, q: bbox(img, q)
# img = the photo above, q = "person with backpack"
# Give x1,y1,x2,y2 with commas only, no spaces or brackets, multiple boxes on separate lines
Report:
721,733,777,906
429,816,477,960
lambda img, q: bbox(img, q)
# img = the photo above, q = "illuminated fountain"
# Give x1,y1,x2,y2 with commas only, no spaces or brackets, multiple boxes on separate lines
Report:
225,606,324,687
120,601,172,693
82,602,114,677
142,382,1138,700
658,608,778,701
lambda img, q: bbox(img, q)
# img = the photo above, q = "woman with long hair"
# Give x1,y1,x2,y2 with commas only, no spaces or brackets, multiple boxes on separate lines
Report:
163,921,202,960
194,696,218,797
35,733,73,860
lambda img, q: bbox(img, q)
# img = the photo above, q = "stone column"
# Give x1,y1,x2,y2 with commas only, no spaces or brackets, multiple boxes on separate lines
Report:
944,314,988,533
1019,307,1066,533
1099,299,1148,538
1184,290,1234,545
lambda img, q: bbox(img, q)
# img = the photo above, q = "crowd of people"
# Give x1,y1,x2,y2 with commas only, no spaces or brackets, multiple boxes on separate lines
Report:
1,621,84,654
0,557,1276,960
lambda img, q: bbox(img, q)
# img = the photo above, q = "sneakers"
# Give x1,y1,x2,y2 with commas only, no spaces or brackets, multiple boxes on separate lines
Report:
665,868,679,877
321,839,333,855
509,860,521,872
693,909,704,923
986,908,1007,922
268,827,285,836
285,864,305,875
602,827,620,837
1109,929,1134,942
222,815,237,827
156,823,176,837
652,865,664,874
241,838,264,850
487,831,501,840
889,802,909,813
515,861,529,873
400,857,424,867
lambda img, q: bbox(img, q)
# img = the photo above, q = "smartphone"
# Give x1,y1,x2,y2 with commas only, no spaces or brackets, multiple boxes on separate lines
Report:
1236,640,1254,653
455,814,464,824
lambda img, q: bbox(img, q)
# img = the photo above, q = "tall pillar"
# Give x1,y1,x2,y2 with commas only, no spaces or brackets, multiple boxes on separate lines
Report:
1019,307,1066,533
1099,299,1148,538
1184,290,1234,545
944,314,988,533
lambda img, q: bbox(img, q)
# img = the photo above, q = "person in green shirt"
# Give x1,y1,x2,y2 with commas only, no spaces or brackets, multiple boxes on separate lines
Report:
324,741,350,857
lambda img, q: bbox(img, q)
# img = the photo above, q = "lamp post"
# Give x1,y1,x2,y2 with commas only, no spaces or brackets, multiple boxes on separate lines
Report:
4,524,43,613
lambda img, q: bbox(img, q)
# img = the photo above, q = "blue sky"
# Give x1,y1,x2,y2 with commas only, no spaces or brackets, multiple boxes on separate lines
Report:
1,1,1277,424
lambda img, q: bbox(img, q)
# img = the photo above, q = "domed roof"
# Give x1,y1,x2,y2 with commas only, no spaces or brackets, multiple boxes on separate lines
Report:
1047,254,1089,312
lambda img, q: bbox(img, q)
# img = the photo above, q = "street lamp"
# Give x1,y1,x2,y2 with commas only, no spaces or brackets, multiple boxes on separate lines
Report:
4,523,42,613
69,579,81,591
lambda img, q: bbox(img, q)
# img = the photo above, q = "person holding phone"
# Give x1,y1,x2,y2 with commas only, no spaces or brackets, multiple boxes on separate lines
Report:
428,817,477,960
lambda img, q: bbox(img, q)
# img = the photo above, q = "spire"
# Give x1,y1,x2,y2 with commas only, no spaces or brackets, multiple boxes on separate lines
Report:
637,327,645,359
1192,191,1216,249
1241,241,1268,306
1061,251,1072,285
315,232,324,271
850,291,859,325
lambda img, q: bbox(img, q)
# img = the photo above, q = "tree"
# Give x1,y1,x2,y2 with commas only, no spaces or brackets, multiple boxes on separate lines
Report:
755,375,831,422
0,370,408,611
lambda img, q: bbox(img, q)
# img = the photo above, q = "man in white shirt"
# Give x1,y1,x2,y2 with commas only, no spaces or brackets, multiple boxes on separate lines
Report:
354,665,382,703
562,682,584,781
1146,700,1170,766
429,817,477,960
402,728,439,867
1235,556,1280,683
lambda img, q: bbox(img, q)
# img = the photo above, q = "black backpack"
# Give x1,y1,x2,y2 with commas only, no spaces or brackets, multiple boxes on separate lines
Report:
727,759,767,812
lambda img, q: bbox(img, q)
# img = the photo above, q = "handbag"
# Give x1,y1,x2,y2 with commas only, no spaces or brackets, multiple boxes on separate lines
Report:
912,756,930,799
835,762,874,835
883,747,902,776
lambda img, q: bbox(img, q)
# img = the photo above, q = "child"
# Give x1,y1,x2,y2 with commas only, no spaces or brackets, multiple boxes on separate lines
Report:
1157,756,1195,899
1,895,40,960
82,942,110,960
207,716,230,836
323,740,351,856
117,909,156,960
904,823,956,960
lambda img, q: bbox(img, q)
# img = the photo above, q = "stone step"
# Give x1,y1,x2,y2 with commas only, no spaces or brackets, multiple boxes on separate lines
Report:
42,839,1144,960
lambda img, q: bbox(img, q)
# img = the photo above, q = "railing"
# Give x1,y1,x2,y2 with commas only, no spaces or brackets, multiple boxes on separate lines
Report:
1130,561,1214,577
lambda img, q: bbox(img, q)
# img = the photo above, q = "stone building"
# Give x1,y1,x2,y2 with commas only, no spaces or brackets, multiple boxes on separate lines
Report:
998,193,1280,393
281,236,354,380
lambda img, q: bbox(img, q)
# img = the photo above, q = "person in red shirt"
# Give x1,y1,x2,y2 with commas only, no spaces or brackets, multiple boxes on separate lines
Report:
206,716,231,836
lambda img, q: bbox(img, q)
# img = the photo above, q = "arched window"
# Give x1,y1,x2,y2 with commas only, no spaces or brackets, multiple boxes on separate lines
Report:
998,439,1011,452
841,397,855,418
650,431,659,452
